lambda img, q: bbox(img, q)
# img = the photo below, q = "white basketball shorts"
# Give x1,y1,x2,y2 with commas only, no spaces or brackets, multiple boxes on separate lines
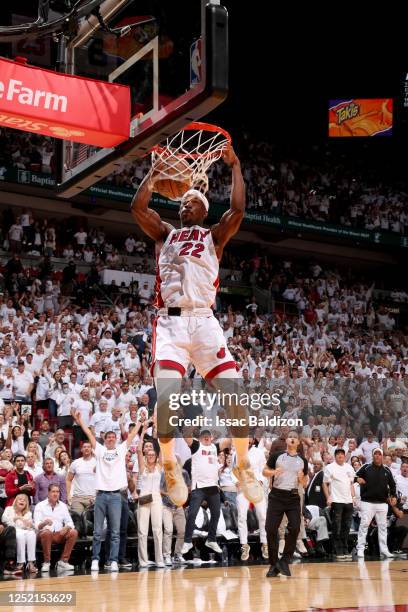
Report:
151,314,236,378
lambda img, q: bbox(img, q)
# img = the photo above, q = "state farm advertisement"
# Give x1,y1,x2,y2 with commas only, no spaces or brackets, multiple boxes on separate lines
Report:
0,57,130,147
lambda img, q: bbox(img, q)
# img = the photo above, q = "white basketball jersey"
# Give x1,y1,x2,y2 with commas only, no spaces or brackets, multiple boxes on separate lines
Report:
191,442,219,489
155,225,219,309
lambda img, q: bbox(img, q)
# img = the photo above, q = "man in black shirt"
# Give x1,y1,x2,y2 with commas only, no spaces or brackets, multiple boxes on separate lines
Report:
263,431,308,577
387,495,408,554
305,460,325,508
355,448,396,559
0,523,18,575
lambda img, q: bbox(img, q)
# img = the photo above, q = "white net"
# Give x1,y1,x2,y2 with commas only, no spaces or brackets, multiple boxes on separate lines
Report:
150,122,230,198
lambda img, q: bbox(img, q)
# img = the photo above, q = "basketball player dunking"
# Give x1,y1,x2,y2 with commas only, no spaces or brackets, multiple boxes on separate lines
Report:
131,144,263,507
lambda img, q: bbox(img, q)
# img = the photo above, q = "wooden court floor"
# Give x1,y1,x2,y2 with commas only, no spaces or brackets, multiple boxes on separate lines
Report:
1,560,408,612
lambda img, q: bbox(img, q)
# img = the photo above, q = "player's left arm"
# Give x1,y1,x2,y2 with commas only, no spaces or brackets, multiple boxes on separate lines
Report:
211,145,245,257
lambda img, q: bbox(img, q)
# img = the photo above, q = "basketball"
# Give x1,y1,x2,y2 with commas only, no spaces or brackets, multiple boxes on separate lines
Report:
152,157,193,201
153,176,192,200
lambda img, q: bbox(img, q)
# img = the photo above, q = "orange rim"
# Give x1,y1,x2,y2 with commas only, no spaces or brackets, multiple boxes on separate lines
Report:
182,121,232,142
151,122,231,158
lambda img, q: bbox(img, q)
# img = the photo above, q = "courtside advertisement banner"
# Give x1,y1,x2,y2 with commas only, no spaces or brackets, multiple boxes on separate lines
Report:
328,98,393,137
0,57,130,146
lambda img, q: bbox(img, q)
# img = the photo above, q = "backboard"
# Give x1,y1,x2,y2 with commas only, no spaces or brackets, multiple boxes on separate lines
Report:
56,0,228,198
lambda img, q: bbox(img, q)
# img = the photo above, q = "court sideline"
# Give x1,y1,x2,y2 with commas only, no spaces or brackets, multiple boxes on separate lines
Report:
0,561,407,612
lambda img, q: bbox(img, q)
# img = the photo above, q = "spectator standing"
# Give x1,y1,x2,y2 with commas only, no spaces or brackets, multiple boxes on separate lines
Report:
72,388,93,452
237,439,269,562
89,399,110,442
358,432,379,464
181,430,224,558
74,227,87,248
45,430,67,460
355,448,396,559
6,424,25,456
219,453,237,506
323,448,356,559
56,451,71,478
125,235,136,255
71,409,139,572
138,282,151,305
136,425,164,567
105,451,135,569
8,220,23,253
13,361,34,402
38,420,52,451
66,442,96,514
161,457,190,565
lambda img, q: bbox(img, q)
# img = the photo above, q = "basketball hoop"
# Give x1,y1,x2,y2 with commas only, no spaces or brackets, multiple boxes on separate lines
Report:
150,122,231,201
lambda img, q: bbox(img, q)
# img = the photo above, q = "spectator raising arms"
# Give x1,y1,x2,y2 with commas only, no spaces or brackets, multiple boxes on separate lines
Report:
71,408,139,573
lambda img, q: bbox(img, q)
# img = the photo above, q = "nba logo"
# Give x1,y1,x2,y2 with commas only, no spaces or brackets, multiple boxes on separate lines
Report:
190,38,202,87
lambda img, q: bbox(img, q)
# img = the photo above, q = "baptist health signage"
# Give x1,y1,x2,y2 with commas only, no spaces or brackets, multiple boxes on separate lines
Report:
17,169,55,187
3,167,407,249
243,213,401,246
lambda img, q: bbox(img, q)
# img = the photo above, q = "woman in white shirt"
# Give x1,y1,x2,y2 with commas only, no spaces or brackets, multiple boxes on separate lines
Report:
306,430,325,463
56,451,71,477
86,379,98,404
6,425,25,456
44,226,56,257
45,370,64,418
351,457,362,529
219,453,237,505
0,368,14,401
136,430,164,567
33,222,43,252
2,494,38,573
54,446,65,466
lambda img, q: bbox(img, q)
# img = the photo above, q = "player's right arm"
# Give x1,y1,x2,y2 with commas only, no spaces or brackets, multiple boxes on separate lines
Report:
130,173,173,242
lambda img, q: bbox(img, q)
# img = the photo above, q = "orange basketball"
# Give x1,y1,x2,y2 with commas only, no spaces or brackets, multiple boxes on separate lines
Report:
152,157,192,201
154,177,192,200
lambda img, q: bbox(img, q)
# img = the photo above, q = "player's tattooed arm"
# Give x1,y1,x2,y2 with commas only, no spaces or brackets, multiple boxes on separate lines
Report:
131,172,173,242
211,145,245,257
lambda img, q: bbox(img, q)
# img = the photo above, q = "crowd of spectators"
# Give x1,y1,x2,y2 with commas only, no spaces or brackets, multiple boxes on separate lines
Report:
0,131,55,177
0,227,406,575
2,127,407,235
0,207,149,276
217,136,408,234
